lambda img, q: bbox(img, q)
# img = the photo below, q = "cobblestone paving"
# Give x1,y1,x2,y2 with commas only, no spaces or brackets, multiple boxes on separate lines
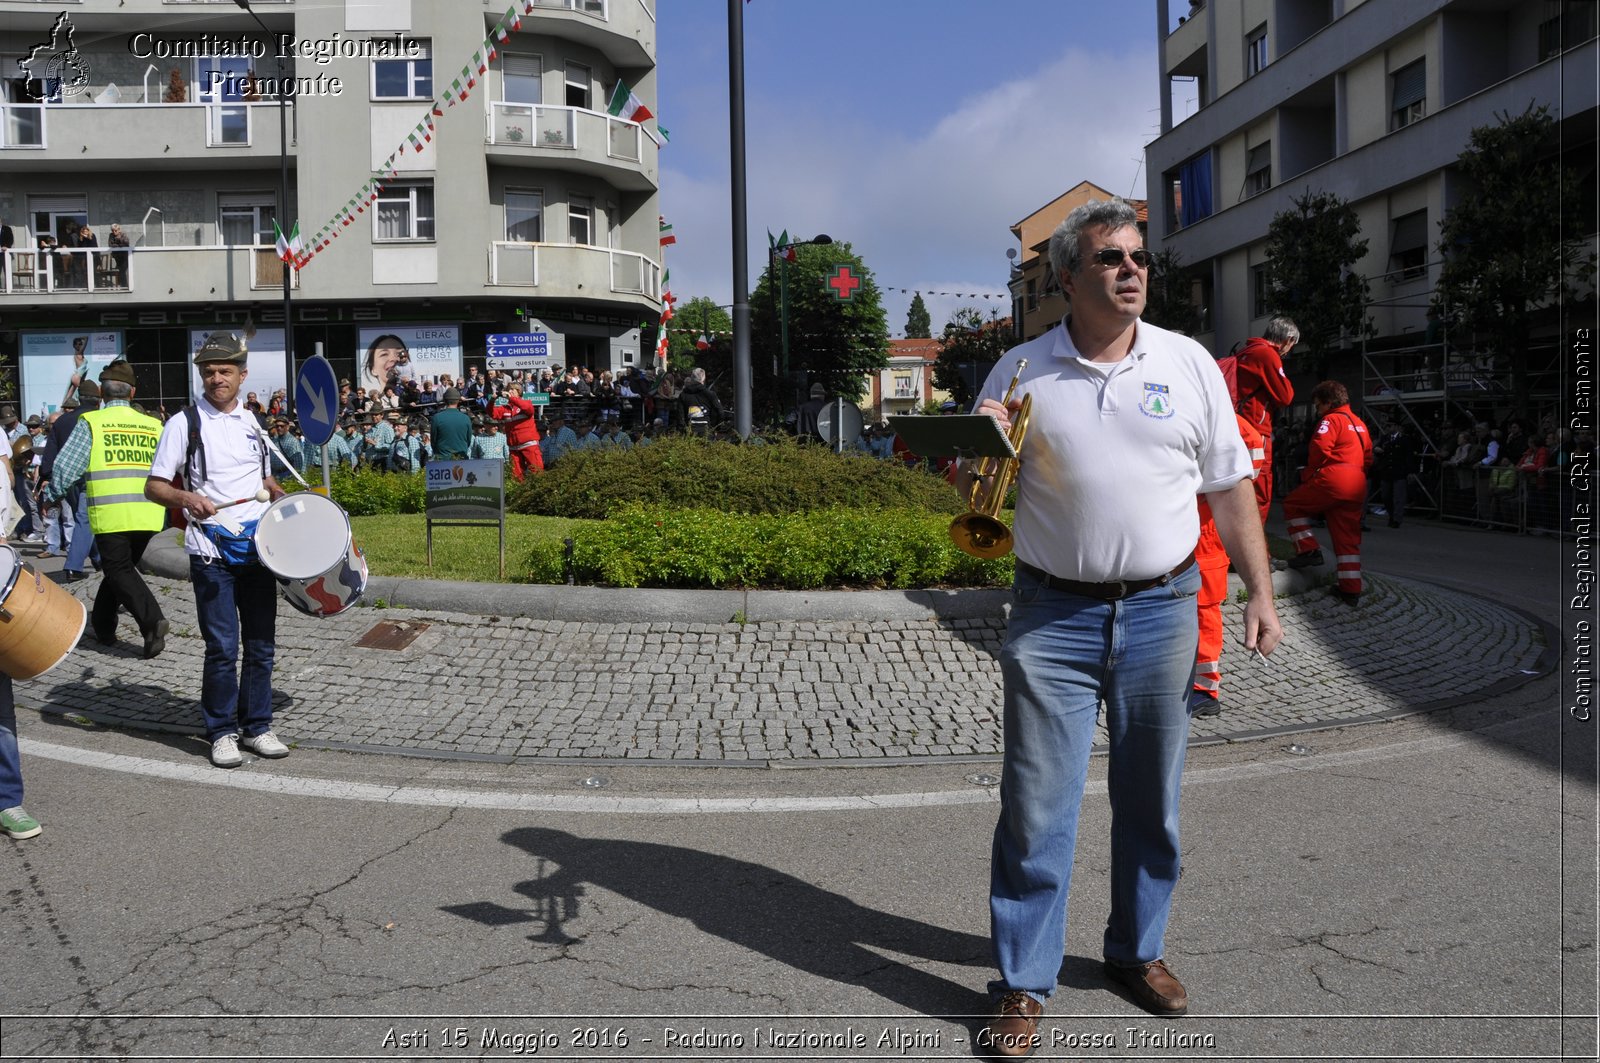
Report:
18,573,1547,763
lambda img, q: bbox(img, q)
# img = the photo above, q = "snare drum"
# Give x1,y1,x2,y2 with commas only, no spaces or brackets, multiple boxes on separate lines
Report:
0,543,87,679
253,493,368,617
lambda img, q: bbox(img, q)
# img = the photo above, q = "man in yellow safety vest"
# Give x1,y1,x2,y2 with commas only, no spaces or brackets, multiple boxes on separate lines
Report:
44,359,170,657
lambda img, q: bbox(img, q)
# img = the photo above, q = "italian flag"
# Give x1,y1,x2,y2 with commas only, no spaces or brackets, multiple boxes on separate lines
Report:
273,219,302,267
659,216,675,247
607,80,653,123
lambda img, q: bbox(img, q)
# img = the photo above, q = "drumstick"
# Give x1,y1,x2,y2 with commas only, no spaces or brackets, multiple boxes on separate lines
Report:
210,489,272,512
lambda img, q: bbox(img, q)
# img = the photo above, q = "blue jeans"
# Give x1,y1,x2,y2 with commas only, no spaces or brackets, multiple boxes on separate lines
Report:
989,561,1201,1001
63,486,97,573
190,556,278,742
0,675,21,807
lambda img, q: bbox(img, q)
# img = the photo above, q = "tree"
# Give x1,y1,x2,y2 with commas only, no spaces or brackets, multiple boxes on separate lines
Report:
1263,189,1374,369
751,241,889,422
665,296,732,374
1432,105,1596,414
904,292,932,338
1141,248,1204,336
932,308,1020,406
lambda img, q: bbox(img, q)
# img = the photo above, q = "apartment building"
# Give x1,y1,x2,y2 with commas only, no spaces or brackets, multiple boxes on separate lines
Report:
1008,181,1148,343
1146,0,1596,398
867,337,943,420
0,0,660,418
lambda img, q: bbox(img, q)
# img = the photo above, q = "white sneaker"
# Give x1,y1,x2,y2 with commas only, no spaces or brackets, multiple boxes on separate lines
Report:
210,734,243,768
241,731,289,758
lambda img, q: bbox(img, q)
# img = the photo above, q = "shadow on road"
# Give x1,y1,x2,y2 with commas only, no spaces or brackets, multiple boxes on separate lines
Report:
444,827,992,1017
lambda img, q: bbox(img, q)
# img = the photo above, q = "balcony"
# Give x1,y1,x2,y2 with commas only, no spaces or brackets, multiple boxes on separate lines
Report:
485,102,657,191
1,245,297,300
0,100,292,169
487,241,660,305
523,0,655,65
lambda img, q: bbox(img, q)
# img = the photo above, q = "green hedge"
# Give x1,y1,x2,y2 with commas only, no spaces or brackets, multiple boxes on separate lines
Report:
284,467,426,515
510,435,965,519
526,504,1012,589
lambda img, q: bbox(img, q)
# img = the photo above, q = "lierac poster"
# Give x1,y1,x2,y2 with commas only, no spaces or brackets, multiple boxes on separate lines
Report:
356,325,462,397
20,331,124,417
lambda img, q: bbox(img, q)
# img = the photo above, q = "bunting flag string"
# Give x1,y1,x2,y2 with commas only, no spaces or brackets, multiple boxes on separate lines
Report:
291,0,669,274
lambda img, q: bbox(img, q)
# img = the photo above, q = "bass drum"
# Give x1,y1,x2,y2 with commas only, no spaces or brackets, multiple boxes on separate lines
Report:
253,492,369,617
0,543,86,679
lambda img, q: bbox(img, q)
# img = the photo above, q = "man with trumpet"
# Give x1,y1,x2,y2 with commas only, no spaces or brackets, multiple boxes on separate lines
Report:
970,198,1282,1057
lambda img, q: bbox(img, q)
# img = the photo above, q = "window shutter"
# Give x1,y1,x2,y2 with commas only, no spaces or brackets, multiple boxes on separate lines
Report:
1392,60,1425,109
1246,143,1271,176
1391,210,1427,253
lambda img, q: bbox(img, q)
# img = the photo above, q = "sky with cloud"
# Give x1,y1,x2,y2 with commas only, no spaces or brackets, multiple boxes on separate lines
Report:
656,1,1168,338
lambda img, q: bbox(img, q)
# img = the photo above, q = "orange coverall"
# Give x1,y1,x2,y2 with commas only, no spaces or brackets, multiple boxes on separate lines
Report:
1283,403,1372,596
494,392,544,480
1234,337,1294,522
1193,416,1265,706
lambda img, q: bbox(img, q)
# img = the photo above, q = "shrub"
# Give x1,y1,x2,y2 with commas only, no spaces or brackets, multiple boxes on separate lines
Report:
526,504,1013,588
509,435,965,519
285,466,426,515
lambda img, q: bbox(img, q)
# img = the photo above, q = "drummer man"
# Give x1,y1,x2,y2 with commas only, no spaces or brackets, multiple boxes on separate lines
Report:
145,333,290,769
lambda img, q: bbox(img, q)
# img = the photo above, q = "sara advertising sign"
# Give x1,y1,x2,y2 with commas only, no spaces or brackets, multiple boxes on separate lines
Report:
424,459,503,519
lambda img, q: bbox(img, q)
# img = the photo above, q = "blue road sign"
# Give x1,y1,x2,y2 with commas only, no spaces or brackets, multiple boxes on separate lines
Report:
295,353,340,447
487,331,550,369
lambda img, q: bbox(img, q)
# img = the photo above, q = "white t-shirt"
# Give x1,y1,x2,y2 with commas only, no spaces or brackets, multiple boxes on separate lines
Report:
148,397,270,559
975,317,1251,583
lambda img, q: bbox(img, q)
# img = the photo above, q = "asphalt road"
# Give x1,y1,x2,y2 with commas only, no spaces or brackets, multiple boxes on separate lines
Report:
1,517,1593,1062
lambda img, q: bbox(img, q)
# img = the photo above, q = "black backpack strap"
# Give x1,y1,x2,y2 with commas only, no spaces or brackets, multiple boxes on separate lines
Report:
184,405,205,487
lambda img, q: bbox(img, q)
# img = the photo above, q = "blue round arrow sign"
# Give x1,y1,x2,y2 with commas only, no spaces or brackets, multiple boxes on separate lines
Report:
294,354,340,447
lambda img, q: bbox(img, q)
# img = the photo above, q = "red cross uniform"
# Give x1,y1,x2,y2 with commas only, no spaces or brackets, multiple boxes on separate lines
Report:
1192,415,1265,707
1283,403,1372,597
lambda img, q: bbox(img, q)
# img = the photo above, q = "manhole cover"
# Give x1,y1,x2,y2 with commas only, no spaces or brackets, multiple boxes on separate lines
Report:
355,621,430,650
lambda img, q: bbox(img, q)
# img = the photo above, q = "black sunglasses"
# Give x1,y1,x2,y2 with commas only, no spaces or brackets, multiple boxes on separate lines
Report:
1092,247,1153,269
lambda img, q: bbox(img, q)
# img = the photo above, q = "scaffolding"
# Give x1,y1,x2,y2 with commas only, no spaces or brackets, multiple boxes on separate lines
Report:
1357,284,1564,534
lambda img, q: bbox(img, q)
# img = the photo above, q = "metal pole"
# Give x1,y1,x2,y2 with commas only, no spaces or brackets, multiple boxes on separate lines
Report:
278,52,291,369
728,0,751,438
780,253,789,382
316,340,331,497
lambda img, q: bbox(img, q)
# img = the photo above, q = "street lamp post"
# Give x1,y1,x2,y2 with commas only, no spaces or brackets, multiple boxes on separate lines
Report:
233,0,292,368
768,233,831,413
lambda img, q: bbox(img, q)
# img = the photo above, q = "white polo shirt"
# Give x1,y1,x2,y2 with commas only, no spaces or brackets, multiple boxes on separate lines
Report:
149,397,269,559
976,317,1251,583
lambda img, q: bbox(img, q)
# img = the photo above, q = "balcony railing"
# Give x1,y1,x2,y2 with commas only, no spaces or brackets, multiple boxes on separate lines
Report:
0,245,297,296
488,241,659,299
530,0,607,17
486,101,646,163
0,100,282,151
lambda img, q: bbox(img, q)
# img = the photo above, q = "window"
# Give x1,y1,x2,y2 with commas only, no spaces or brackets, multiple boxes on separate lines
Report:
1389,210,1428,281
375,181,435,241
893,373,914,399
1245,25,1268,78
195,55,252,144
1244,141,1271,198
568,195,593,245
219,195,276,245
506,190,543,242
373,41,432,100
1025,277,1038,310
503,54,541,104
564,62,590,109
1539,1,1600,58
1168,152,1213,232
1391,59,1425,130
1251,263,1271,317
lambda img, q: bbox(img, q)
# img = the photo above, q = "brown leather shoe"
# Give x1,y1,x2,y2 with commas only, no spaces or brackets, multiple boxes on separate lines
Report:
1104,958,1189,1015
978,991,1043,1058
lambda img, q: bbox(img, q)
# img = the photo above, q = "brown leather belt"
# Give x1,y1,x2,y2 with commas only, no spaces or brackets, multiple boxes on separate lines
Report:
1016,551,1197,602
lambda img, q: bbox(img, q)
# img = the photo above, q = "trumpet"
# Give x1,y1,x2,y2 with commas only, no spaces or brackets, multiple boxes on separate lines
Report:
949,360,1032,559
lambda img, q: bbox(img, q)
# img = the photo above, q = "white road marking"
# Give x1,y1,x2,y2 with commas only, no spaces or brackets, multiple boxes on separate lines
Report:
20,714,1545,815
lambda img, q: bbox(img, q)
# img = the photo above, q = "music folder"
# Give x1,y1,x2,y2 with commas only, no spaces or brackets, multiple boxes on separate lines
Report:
885,414,1015,460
